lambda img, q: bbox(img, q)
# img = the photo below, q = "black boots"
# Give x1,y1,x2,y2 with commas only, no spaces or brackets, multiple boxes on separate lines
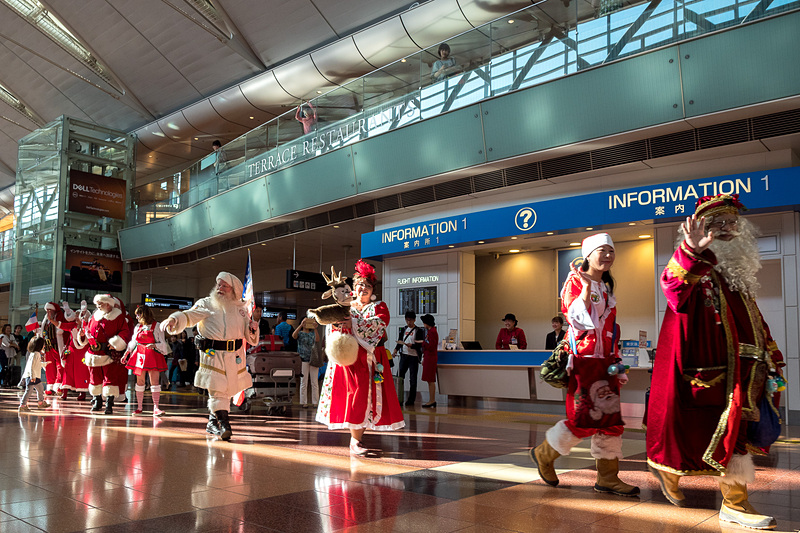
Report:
90,396,103,412
104,396,114,415
207,411,232,440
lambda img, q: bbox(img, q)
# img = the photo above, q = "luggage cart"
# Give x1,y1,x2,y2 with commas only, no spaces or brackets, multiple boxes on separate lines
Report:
241,351,301,415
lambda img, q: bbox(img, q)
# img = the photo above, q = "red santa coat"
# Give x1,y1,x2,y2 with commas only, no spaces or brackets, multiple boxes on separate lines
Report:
82,308,131,367
560,272,624,438
646,242,785,475
54,320,90,392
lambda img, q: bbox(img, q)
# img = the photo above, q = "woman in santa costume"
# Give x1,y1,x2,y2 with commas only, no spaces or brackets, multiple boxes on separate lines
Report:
122,305,169,416
46,301,90,400
75,294,131,415
531,233,639,496
40,304,66,396
316,260,404,456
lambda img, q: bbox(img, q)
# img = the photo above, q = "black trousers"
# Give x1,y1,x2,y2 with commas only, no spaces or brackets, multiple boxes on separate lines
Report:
398,354,420,404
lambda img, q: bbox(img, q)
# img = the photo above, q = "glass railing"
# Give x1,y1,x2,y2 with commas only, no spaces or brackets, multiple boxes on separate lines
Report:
130,0,799,226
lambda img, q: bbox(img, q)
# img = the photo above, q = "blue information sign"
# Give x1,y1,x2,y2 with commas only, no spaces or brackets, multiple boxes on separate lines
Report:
362,166,800,258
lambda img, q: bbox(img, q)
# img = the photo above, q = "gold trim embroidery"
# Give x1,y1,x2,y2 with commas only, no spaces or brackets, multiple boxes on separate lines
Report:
683,372,726,388
680,241,714,265
199,363,226,375
646,458,721,477
666,258,702,285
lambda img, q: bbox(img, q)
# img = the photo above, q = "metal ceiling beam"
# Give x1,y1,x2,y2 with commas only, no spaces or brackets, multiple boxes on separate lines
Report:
604,0,663,64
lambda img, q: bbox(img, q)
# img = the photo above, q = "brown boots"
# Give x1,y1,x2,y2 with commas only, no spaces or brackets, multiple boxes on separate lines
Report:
594,458,640,496
718,482,776,530
530,440,561,486
649,466,686,507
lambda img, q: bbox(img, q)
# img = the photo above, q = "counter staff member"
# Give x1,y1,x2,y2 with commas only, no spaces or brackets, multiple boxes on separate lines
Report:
545,316,566,350
496,313,527,349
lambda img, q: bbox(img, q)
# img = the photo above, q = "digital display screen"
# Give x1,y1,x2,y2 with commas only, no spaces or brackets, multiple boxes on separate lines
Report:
142,293,194,310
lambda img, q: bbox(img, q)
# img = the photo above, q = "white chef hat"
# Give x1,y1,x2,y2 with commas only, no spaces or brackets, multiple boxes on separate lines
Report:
581,233,614,259
216,272,244,300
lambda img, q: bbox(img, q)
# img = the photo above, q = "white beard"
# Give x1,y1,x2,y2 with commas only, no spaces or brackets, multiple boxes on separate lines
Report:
707,218,761,299
208,290,241,314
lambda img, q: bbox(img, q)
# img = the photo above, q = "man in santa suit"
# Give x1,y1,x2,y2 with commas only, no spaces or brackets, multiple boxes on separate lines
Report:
647,194,786,530
40,303,66,396
47,301,91,401
76,295,131,414
162,272,258,441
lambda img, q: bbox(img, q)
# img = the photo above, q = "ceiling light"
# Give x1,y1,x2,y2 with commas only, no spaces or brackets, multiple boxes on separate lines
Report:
249,116,255,119
194,137,198,140
448,245,454,248
401,58,406,63
478,241,484,244
333,225,339,228
586,227,593,230
547,232,554,235
569,242,580,246
509,249,520,253
508,19,515,23
639,234,652,239
628,222,636,226
211,257,215,259
511,236,518,240
261,243,266,246
316,90,322,94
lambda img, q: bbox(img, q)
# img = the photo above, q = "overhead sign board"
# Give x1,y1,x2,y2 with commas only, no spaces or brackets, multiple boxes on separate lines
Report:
142,293,194,310
286,269,327,292
362,166,800,258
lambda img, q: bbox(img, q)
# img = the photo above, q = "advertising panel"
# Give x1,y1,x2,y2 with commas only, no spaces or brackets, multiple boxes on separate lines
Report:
64,245,123,293
69,169,126,220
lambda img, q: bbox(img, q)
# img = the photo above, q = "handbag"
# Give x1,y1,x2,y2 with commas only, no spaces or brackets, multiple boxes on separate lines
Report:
746,395,782,449
540,328,576,389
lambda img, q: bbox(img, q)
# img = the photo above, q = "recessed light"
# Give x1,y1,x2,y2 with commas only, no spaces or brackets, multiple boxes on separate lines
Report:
586,227,593,230
511,236,518,240
628,222,636,226
509,249,520,253
211,257,215,259
448,245,454,248
478,241,484,244
249,116,255,119
508,19,515,23
316,90,322,94
261,243,266,246
547,232,554,235
333,225,339,228
569,242,581,246
639,234,652,239
194,137,198,140
164,267,168,270
401,58,406,63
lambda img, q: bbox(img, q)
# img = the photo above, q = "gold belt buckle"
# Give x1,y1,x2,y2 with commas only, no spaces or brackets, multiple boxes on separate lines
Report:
226,340,235,351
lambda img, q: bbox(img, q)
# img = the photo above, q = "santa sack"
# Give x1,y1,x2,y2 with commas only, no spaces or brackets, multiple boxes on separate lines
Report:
746,395,782,449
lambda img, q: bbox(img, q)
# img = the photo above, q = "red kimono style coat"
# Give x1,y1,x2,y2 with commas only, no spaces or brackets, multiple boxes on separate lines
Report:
646,242,784,476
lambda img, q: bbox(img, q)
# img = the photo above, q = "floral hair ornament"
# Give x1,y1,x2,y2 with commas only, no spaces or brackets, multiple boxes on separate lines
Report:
353,259,378,301
694,193,747,219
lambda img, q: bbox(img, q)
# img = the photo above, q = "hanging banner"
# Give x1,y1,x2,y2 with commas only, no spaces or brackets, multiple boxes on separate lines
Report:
69,169,127,220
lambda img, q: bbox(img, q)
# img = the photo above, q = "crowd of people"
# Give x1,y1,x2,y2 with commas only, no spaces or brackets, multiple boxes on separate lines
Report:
4,193,789,529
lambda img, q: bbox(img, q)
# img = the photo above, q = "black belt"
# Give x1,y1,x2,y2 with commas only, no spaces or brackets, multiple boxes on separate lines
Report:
198,338,242,352
89,342,109,353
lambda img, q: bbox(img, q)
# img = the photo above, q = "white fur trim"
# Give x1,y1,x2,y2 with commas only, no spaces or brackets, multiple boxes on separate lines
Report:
582,233,614,259
326,331,359,366
208,395,230,413
93,307,121,321
102,385,120,398
150,385,161,393
590,433,623,460
545,420,582,456
93,294,116,307
108,336,127,351
134,384,146,392
164,311,187,335
89,384,103,396
721,454,756,485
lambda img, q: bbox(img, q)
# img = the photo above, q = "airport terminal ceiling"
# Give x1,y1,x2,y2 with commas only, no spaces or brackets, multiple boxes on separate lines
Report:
0,0,652,216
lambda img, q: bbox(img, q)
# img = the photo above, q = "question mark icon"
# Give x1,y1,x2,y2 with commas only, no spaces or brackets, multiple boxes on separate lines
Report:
514,207,537,231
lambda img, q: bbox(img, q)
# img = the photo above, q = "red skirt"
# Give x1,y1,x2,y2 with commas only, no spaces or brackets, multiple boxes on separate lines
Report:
125,345,167,375
421,354,437,382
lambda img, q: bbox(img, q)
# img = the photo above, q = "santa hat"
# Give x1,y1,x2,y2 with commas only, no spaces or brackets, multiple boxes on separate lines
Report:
44,301,66,323
353,259,378,287
695,193,747,219
93,294,117,308
216,272,244,300
581,233,614,259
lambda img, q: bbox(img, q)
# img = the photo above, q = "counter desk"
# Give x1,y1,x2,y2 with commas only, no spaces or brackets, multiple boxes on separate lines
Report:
437,350,652,416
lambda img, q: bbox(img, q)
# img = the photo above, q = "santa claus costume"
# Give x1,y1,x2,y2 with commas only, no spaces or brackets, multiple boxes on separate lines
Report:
646,194,785,530
531,233,638,496
40,303,66,396
76,295,131,415
316,260,404,456
124,306,169,415
49,302,90,400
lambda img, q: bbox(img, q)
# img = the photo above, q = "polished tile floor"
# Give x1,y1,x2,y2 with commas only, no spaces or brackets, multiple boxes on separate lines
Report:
1,388,798,533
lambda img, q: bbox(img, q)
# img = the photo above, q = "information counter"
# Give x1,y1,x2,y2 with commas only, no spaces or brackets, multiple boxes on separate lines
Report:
437,350,651,416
